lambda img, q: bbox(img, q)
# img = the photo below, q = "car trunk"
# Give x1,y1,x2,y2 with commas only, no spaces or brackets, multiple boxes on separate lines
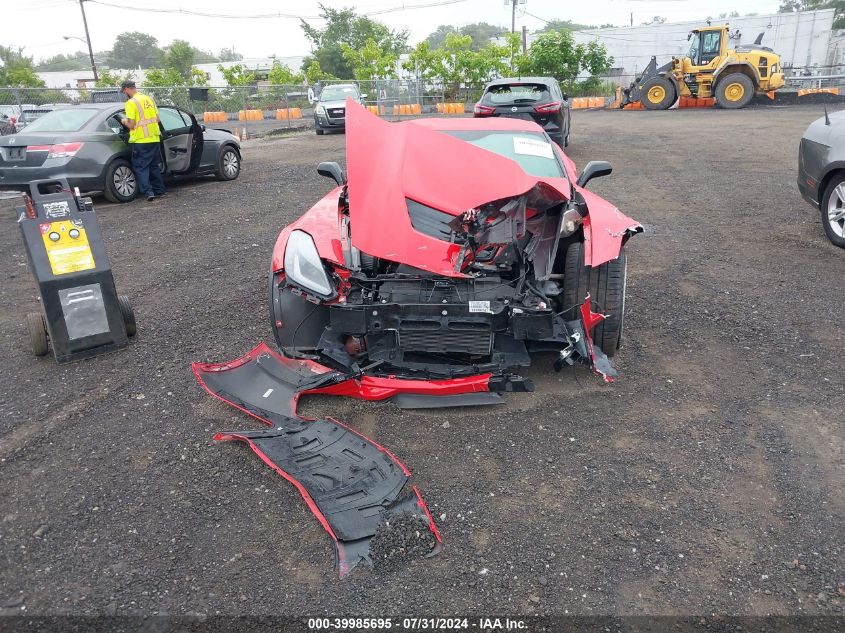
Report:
493,103,556,127
0,134,58,167
480,84,557,126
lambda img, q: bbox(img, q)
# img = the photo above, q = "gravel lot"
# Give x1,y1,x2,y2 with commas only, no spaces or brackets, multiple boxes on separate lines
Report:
0,106,843,622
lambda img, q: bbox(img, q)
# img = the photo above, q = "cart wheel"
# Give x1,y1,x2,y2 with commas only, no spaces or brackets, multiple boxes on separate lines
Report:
27,312,48,356
118,295,137,337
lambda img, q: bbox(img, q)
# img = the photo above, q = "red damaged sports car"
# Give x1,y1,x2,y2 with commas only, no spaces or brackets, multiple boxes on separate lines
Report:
268,99,641,403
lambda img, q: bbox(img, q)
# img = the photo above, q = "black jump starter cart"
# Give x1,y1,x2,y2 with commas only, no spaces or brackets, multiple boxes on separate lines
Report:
16,179,136,363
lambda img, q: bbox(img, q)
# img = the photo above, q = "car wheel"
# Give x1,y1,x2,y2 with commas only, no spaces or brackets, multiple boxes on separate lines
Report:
820,173,845,248
641,77,675,110
27,312,48,356
103,159,137,203
118,294,137,337
316,128,325,135
215,146,241,181
561,241,627,357
715,73,754,109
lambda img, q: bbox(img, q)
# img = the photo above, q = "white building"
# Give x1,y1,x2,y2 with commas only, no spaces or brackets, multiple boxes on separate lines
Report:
573,10,835,81
37,69,144,90
494,9,837,84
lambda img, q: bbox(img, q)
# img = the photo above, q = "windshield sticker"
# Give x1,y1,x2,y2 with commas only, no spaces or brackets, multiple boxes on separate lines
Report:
513,136,554,159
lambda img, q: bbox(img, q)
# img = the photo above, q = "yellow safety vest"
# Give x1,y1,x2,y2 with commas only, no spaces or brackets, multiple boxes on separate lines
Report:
125,92,160,144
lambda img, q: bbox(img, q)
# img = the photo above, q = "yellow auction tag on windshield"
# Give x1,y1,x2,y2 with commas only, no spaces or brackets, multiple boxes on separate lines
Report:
40,220,95,276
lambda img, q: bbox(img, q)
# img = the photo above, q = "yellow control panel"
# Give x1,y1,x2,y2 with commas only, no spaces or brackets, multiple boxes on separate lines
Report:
40,220,95,276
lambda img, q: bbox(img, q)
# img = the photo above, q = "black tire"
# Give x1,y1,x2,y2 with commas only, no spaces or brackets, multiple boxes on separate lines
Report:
27,312,48,356
820,173,845,248
103,159,138,203
640,76,675,110
215,146,241,182
118,294,137,337
561,241,627,357
715,73,754,109
316,128,325,135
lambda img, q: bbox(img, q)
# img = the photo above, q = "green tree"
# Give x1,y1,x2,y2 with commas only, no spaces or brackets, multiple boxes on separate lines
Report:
424,23,506,50
190,47,218,64
218,47,243,62
94,68,134,88
110,31,162,68
538,19,597,32
268,60,303,85
143,67,185,86
517,30,612,84
37,51,90,71
190,67,209,86
218,63,255,86
0,46,45,87
779,0,845,28
580,39,614,77
300,4,408,78
162,40,195,81
402,40,439,81
341,38,398,80
404,34,514,97
302,60,334,83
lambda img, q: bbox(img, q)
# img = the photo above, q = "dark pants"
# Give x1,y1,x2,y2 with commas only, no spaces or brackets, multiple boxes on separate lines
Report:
131,142,166,198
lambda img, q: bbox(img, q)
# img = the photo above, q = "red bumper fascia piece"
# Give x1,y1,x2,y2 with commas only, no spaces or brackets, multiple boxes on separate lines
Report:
192,343,471,576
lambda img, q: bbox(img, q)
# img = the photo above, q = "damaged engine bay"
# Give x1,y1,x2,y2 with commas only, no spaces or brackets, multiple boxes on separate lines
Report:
275,181,620,387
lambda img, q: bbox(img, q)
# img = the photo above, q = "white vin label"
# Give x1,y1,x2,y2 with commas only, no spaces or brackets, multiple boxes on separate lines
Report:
468,300,492,313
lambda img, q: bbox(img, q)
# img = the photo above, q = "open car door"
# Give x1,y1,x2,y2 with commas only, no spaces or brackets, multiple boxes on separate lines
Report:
158,106,203,175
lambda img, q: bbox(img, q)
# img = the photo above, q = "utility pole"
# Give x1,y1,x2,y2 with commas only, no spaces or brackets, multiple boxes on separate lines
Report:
511,0,517,34
78,0,98,82
522,25,527,54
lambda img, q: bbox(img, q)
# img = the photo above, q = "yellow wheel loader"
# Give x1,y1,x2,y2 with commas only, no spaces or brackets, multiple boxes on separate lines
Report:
621,25,785,110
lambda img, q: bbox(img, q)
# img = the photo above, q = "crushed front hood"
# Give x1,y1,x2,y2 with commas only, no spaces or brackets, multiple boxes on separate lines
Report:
344,98,570,277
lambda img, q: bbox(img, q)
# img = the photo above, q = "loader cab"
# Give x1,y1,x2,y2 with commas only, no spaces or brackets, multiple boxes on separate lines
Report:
687,27,727,68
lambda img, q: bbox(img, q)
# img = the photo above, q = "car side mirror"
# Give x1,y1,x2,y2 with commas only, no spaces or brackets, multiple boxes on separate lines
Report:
317,161,345,186
360,93,368,99
576,160,612,188
200,124,206,131
561,94,569,101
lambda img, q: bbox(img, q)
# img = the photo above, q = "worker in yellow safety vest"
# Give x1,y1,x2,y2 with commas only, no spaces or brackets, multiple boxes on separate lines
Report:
120,80,166,202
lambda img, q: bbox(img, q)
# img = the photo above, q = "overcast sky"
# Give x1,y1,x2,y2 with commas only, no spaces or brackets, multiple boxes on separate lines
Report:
17,0,782,63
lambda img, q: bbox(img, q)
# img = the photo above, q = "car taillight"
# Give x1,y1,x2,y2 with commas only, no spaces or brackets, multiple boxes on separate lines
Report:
46,142,84,159
474,103,495,117
10,116,16,125
534,101,561,114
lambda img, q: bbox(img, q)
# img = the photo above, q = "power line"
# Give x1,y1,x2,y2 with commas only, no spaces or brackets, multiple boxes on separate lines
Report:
85,0,469,20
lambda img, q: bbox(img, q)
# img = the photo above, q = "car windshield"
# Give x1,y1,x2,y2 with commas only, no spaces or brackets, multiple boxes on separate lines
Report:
23,109,96,132
320,85,358,101
483,84,549,104
441,130,565,179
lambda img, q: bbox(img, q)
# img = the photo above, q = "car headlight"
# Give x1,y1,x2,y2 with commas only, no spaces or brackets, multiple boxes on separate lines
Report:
771,63,778,74
560,208,583,237
284,230,333,297
315,105,326,115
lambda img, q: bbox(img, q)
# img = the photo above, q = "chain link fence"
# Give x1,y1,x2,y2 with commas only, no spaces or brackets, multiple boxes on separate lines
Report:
0,77,630,138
